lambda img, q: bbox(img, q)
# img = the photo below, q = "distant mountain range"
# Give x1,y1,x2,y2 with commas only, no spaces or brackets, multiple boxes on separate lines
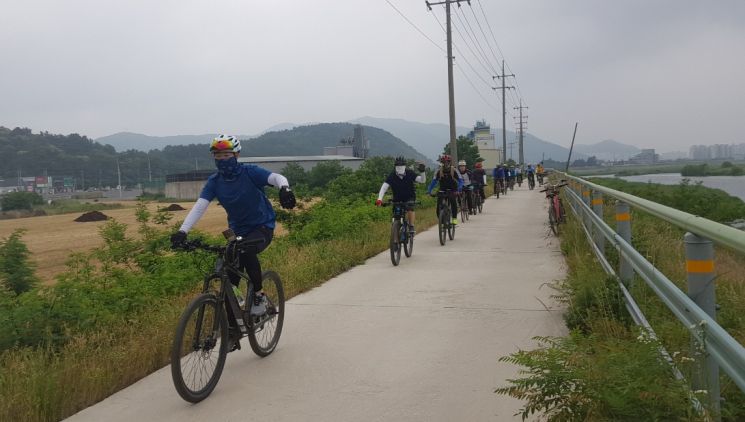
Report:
94,118,642,166
351,117,584,164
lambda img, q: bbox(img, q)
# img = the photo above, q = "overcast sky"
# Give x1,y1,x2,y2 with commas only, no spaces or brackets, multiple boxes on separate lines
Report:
1,0,743,152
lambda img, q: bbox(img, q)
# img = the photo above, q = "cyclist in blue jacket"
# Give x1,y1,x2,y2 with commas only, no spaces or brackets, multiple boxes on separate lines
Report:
170,135,296,317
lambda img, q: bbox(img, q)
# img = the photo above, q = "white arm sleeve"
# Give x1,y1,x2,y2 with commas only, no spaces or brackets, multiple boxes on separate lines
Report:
267,173,289,189
483,175,487,185
179,198,210,233
415,174,425,183
377,182,390,201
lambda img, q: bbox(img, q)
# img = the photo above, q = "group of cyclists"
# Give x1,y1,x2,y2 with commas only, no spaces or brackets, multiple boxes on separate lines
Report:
170,135,547,314
491,161,545,193
374,154,488,230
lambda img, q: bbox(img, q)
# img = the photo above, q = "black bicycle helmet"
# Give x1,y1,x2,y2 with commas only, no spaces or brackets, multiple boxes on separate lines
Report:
394,156,406,166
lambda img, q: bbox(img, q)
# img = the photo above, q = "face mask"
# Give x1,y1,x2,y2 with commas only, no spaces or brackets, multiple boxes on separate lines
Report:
395,165,406,175
215,156,241,178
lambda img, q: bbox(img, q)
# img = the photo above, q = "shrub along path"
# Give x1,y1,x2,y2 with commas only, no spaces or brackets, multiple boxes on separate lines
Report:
66,187,566,421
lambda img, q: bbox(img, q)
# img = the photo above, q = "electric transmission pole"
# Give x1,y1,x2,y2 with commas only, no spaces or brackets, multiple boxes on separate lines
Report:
427,0,469,164
514,99,528,165
493,60,514,164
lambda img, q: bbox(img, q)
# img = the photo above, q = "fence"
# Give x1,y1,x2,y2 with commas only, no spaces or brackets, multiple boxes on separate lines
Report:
560,173,745,420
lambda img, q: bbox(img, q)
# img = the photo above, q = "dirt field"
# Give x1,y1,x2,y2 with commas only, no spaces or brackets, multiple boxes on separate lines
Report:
0,201,286,285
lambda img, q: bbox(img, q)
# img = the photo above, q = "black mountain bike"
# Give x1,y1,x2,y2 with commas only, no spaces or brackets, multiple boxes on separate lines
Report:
170,233,285,403
528,174,536,190
473,184,484,213
383,200,419,266
458,190,470,222
435,190,456,245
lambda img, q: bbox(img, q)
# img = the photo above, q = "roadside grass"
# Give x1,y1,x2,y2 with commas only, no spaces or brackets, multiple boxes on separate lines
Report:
497,200,707,421
0,204,439,422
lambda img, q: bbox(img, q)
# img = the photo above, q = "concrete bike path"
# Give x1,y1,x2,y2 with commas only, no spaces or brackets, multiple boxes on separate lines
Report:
66,186,567,422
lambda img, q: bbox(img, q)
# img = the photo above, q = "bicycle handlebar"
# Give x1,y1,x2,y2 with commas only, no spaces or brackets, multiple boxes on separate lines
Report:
174,235,266,254
382,201,421,207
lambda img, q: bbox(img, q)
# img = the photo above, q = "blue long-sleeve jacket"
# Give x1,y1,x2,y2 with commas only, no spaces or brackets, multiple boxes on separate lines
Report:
428,170,464,193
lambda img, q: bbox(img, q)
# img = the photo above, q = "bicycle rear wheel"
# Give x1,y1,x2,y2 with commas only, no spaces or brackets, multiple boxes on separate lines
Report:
248,271,285,356
438,208,447,246
171,293,228,403
389,220,401,266
403,222,413,257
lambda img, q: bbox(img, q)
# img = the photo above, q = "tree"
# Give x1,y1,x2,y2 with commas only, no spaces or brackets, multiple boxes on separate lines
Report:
441,136,482,168
0,229,39,295
0,191,44,211
281,162,308,186
307,161,353,189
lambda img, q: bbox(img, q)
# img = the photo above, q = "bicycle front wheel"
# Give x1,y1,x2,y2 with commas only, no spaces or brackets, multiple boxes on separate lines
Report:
403,222,413,258
438,208,447,246
548,205,558,236
248,271,285,357
390,220,401,266
171,293,228,403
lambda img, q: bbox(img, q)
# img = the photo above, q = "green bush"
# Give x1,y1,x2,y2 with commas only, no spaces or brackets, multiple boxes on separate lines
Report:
0,192,44,211
0,230,39,295
497,333,695,421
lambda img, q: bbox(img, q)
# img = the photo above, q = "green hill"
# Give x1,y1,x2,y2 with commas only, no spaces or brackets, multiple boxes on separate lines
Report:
0,124,431,189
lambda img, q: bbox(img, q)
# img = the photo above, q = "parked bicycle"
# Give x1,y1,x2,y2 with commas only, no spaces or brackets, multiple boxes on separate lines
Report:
435,190,456,245
540,181,568,235
170,233,285,403
383,200,419,266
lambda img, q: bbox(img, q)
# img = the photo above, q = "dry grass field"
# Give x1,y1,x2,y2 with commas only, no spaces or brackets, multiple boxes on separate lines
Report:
0,201,286,285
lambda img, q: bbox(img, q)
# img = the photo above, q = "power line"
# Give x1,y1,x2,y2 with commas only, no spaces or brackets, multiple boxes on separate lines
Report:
454,5,498,75
451,10,494,79
474,0,526,106
432,10,496,95
383,0,445,54
467,3,501,74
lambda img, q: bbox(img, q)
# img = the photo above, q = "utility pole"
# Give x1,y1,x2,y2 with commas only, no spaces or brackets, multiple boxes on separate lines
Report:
514,99,528,165
148,156,153,182
508,141,517,161
116,159,122,198
427,0,469,164
565,122,579,172
493,60,514,164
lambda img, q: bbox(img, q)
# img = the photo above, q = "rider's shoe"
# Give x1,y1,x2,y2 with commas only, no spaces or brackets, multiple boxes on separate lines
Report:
250,292,268,316
451,217,458,226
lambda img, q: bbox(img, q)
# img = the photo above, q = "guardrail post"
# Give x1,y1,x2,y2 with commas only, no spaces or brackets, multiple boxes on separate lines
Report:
684,232,721,418
615,202,633,286
581,185,591,230
592,191,605,252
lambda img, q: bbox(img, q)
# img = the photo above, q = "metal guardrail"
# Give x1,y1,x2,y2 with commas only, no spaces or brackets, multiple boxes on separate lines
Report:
559,173,745,419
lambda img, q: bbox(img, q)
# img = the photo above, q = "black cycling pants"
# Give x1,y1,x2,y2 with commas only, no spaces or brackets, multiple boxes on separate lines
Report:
229,226,273,293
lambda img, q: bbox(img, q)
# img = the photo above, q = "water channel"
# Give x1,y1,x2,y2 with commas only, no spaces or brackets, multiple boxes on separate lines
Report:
590,173,745,202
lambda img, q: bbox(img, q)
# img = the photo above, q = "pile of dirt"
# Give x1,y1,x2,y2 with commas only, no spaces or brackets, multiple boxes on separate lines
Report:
161,204,186,211
74,211,110,222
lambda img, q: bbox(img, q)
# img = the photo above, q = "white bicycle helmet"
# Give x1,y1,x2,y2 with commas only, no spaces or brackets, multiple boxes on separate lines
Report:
210,134,241,153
